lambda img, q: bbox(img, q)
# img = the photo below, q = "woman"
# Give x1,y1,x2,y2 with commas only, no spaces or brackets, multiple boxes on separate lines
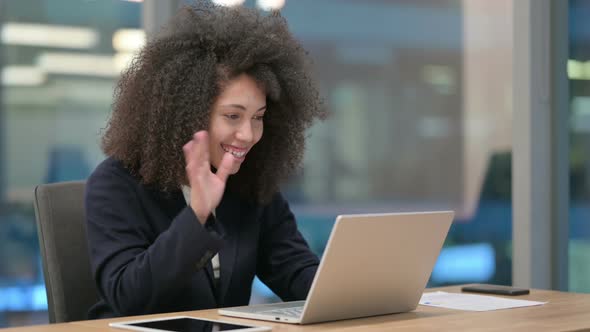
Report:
85,3,325,319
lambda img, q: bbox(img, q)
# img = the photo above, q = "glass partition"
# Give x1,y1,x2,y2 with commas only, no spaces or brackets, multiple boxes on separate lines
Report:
568,0,590,293
0,0,142,326
244,0,514,303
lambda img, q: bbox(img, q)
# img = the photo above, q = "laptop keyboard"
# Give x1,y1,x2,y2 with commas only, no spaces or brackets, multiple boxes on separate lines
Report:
260,306,304,318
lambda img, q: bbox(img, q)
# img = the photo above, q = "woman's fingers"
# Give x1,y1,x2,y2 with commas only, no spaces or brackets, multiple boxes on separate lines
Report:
192,131,209,165
215,151,234,183
182,140,193,162
183,131,210,173
182,130,231,219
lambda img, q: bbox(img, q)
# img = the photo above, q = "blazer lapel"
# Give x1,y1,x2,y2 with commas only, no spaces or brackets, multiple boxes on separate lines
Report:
216,194,244,305
204,261,216,301
149,188,186,221
150,188,219,300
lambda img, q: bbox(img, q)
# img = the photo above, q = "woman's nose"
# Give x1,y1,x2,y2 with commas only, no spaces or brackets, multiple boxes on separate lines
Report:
236,121,254,142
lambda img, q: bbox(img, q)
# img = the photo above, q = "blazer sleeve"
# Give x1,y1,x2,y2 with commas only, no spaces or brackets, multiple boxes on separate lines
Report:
256,192,319,301
85,163,223,316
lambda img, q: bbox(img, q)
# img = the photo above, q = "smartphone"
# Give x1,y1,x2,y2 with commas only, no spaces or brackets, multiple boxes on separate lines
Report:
109,316,271,332
461,284,530,296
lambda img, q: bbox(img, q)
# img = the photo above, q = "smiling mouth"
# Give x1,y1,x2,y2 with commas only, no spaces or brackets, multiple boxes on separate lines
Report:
221,144,248,159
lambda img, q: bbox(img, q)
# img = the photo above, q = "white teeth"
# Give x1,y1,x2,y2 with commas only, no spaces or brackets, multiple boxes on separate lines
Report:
231,151,246,158
222,145,246,158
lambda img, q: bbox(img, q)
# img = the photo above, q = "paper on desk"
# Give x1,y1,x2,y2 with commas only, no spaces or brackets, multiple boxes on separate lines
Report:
419,291,547,311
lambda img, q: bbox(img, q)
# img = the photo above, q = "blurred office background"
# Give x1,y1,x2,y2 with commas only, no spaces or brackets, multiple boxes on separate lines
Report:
0,0,587,327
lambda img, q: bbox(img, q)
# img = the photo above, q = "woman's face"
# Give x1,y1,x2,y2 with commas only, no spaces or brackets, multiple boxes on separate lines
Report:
208,74,266,175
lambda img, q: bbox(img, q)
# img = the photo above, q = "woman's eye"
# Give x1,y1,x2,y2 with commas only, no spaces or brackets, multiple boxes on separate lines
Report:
253,115,264,121
224,114,240,120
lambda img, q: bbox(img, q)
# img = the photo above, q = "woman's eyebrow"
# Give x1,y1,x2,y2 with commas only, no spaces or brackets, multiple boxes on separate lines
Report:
220,104,267,112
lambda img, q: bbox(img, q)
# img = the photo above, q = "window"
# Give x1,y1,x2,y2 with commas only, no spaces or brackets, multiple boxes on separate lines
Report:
0,0,142,326
568,0,590,293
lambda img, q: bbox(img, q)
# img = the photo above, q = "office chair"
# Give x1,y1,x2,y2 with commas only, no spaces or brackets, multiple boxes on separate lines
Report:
33,181,99,323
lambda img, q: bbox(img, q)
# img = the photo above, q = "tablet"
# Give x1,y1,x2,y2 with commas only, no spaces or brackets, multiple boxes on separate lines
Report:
109,315,272,332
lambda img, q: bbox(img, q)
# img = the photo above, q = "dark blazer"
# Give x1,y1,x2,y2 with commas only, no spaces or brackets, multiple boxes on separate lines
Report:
85,157,319,319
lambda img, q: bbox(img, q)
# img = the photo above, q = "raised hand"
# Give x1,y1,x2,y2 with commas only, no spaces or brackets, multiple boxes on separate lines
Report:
182,131,234,224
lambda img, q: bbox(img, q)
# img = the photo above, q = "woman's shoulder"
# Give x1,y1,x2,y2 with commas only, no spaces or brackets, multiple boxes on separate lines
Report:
87,156,138,187
258,191,291,217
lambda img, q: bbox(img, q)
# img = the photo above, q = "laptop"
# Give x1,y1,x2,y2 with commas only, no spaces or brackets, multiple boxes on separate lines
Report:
219,211,454,324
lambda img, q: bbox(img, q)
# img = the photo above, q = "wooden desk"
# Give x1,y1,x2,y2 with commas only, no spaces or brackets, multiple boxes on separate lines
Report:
4,286,590,331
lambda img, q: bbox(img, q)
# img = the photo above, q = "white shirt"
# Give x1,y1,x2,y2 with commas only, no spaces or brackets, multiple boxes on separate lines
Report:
181,186,220,281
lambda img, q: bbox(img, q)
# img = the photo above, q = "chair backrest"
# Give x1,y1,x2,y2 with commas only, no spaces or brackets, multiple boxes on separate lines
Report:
33,181,99,323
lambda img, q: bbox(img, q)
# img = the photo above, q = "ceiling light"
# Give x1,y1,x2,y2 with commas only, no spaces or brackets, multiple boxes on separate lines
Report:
113,29,146,52
113,53,136,72
568,60,584,80
1,23,98,49
212,0,246,7
2,66,46,86
256,0,285,11
37,52,118,77
568,59,590,80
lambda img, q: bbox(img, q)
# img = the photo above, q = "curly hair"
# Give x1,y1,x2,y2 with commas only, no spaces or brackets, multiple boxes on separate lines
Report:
101,2,325,203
